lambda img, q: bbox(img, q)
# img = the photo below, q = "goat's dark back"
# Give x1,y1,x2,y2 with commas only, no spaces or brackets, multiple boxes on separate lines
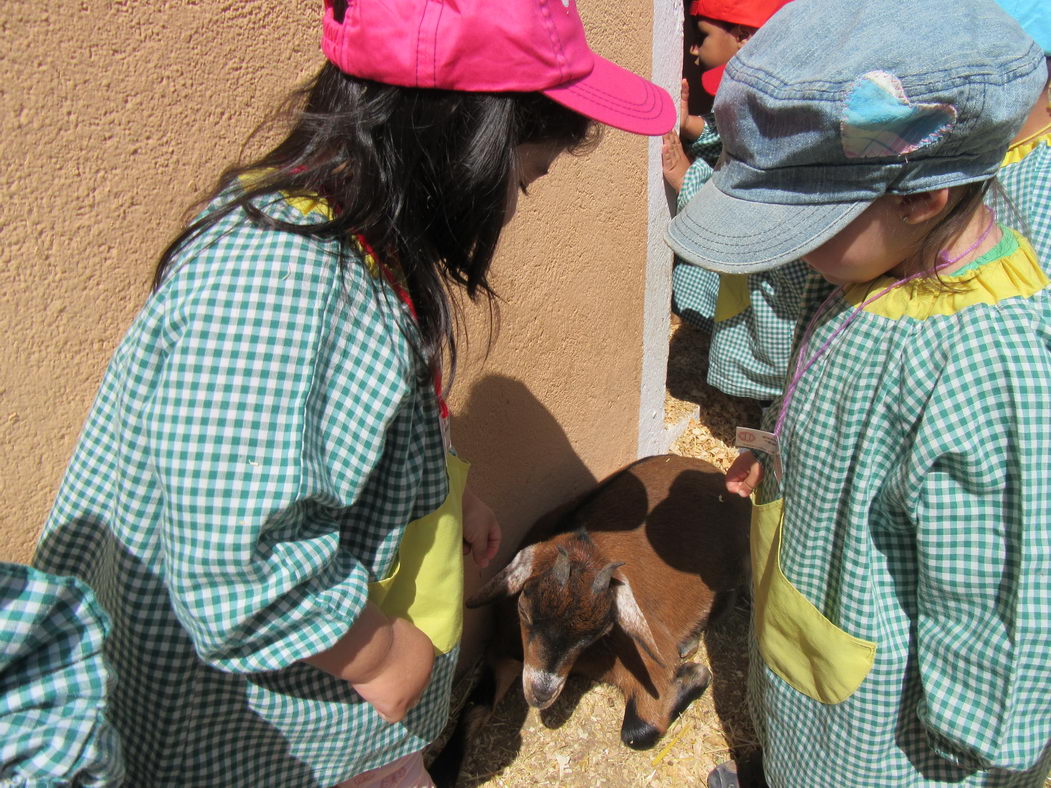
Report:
528,454,748,590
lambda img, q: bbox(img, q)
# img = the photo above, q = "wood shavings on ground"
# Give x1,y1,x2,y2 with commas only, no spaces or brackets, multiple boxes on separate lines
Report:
444,321,762,787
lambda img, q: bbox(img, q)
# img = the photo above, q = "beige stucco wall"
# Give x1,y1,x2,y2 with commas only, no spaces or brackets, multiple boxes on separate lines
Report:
0,0,663,583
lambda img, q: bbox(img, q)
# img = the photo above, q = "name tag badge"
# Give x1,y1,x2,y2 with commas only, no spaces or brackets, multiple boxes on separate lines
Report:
736,427,783,483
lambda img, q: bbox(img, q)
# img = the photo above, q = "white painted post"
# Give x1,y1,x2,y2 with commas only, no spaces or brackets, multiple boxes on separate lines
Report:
637,0,681,456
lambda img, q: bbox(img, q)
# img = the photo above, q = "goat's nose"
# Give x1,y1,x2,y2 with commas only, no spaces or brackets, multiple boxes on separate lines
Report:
523,666,565,709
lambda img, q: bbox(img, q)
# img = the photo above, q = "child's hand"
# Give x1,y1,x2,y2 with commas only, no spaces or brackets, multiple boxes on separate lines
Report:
679,79,706,141
726,450,763,498
302,604,435,723
662,131,690,193
350,617,435,724
462,488,501,569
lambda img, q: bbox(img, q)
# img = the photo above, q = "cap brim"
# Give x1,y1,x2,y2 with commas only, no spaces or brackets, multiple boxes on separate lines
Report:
665,180,870,273
543,55,675,136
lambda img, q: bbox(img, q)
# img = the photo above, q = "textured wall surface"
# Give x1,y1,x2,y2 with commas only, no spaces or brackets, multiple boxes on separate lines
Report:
0,0,667,589
1,0,319,562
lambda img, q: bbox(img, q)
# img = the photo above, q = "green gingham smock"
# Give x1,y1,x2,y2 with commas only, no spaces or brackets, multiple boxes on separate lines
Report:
33,190,454,786
1,562,123,787
679,114,722,214
672,115,722,331
671,115,808,401
751,230,1051,786
993,128,1051,269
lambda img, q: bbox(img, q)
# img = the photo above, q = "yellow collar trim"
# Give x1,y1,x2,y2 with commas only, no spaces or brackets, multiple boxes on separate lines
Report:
1001,129,1051,167
235,173,380,277
844,231,1048,320
281,192,335,221
237,172,338,220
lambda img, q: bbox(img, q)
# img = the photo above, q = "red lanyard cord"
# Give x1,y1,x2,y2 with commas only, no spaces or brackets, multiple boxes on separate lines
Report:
354,234,449,420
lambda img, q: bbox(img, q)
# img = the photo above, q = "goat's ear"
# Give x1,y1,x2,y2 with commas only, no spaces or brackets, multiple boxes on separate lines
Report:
611,574,664,667
466,544,538,608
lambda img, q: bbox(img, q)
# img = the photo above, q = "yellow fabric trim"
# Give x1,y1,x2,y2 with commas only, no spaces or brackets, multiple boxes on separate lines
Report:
368,454,469,655
235,173,382,278
750,499,876,704
844,232,1048,321
1001,129,1051,167
236,172,334,220
713,274,750,323
282,193,335,221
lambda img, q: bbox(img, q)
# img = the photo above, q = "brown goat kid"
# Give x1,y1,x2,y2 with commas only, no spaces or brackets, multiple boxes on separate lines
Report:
467,454,750,750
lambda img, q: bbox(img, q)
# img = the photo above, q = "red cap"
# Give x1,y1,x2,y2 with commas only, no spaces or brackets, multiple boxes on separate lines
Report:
321,0,675,135
689,0,792,28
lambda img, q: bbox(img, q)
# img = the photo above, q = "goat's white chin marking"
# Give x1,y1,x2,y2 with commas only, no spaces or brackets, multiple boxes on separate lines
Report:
522,666,567,710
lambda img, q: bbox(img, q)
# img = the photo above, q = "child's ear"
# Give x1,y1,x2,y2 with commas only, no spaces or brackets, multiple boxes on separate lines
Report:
897,189,951,225
731,24,759,45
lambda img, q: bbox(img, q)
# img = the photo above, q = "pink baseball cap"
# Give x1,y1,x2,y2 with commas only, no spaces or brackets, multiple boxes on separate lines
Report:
321,0,675,135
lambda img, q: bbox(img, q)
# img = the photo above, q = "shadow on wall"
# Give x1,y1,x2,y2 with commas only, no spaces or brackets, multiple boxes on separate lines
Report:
449,374,597,671
450,373,597,560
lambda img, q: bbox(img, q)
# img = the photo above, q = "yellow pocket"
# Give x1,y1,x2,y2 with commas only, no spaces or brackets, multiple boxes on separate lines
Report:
751,499,876,704
714,273,750,323
368,454,469,655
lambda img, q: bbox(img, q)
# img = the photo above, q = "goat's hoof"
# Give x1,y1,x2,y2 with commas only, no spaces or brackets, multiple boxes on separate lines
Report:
670,662,712,720
620,697,662,750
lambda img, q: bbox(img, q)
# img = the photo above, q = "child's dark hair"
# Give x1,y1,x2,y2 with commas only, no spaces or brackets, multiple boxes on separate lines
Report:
154,63,597,386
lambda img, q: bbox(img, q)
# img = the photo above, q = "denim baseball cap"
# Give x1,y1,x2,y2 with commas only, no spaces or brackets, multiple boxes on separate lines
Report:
321,0,675,136
666,0,1048,273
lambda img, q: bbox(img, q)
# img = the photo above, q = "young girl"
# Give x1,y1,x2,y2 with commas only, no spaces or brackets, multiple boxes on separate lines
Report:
663,0,809,406
31,0,673,785
666,0,1051,785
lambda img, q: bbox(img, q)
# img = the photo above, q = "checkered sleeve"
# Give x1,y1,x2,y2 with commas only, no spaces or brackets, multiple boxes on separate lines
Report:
678,116,720,213
684,114,721,165
995,144,1051,272
901,300,1051,771
148,222,415,674
677,156,715,213
1,562,123,786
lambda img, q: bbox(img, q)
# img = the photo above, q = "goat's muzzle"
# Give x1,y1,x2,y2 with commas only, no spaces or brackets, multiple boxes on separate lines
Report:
522,665,568,710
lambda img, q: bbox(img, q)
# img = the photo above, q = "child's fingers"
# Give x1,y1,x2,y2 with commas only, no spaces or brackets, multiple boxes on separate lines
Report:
484,523,502,562
680,78,690,102
470,522,501,569
726,451,762,497
726,478,754,497
661,133,677,165
463,519,502,568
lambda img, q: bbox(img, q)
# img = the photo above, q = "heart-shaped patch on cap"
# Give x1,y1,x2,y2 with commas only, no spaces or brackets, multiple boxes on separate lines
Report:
841,71,957,158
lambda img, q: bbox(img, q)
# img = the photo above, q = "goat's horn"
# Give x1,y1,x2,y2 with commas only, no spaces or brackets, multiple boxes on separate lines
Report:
553,546,571,586
592,561,625,593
